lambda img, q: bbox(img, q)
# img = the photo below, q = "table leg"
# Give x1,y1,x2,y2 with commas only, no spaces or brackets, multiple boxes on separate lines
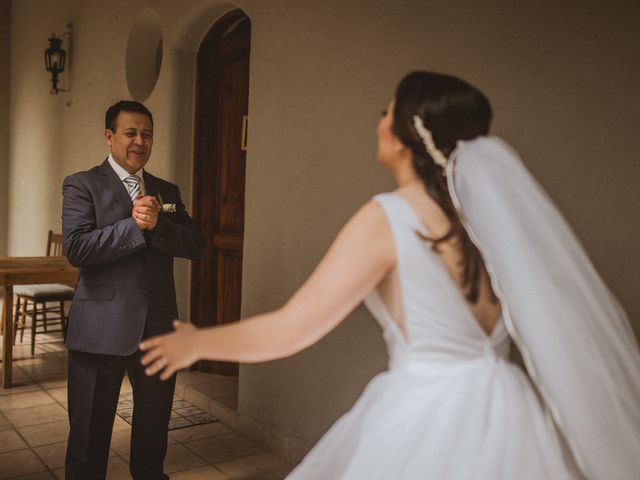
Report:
2,284,13,387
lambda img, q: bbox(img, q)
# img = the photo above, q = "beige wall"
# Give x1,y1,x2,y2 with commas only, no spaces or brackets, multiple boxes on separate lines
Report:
0,0,10,256
4,0,639,454
240,0,640,447
8,1,71,258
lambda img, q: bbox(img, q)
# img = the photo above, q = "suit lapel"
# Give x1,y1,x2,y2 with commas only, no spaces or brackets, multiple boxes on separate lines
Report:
98,159,134,211
143,171,160,202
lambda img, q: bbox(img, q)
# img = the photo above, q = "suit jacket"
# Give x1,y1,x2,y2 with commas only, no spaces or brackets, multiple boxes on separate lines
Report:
62,159,203,355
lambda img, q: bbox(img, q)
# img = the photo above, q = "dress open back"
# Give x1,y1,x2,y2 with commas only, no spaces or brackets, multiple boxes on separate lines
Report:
286,192,579,479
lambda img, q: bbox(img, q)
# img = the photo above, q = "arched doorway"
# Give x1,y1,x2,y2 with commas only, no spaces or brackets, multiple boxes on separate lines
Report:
190,9,251,376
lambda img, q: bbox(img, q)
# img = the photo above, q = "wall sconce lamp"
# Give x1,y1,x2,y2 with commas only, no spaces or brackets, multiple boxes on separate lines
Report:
44,23,72,95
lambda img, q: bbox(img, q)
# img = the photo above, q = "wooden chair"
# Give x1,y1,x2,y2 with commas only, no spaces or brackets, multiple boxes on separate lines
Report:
13,231,75,355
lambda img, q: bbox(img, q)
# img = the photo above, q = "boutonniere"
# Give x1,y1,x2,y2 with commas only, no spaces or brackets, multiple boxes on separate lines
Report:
156,192,177,213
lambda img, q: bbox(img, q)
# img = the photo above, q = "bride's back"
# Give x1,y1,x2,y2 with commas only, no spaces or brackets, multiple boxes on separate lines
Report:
377,183,502,339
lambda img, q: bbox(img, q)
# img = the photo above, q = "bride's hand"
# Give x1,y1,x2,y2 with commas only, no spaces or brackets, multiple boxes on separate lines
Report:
140,320,201,380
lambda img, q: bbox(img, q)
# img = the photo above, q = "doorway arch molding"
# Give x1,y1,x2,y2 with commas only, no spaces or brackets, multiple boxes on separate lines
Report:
172,1,242,54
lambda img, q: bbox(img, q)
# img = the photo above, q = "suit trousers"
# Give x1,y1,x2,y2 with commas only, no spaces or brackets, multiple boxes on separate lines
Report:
64,348,176,479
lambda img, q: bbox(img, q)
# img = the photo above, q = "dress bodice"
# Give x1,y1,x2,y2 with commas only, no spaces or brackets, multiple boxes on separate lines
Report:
364,193,511,370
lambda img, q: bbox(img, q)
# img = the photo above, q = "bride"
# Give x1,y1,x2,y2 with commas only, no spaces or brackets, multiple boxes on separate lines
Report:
140,71,640,479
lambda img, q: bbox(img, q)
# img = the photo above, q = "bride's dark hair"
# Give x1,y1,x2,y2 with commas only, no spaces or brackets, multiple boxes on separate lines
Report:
392,71,493,303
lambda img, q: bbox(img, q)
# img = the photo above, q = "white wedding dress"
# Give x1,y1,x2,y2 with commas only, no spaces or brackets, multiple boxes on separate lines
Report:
288,137,640,479
287,193,579,479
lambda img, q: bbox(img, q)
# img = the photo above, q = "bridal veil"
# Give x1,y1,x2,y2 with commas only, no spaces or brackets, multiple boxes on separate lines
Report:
446,137,640,479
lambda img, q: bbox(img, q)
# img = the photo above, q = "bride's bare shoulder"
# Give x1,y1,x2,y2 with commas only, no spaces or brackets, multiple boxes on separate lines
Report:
348,197,390,232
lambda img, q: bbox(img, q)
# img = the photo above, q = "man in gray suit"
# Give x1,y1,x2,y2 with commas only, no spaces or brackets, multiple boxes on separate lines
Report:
62,100,203,479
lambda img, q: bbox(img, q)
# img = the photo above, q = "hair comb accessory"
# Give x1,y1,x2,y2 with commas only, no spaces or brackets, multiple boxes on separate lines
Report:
413,115,448,174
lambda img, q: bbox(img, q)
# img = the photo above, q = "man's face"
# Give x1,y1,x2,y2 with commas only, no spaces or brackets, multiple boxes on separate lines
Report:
104,111,153,174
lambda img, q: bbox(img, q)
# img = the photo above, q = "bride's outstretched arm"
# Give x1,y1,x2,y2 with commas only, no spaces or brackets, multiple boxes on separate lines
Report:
140,200,395,379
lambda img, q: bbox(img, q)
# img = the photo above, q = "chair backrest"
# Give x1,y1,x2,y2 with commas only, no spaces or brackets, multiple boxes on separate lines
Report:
47,230,65,256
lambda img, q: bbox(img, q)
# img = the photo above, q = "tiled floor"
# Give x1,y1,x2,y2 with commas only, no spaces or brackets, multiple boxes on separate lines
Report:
0,311,293,479
117,391,218,431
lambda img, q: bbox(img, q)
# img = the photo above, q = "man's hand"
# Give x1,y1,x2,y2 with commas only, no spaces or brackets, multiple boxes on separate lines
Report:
132,195,161,231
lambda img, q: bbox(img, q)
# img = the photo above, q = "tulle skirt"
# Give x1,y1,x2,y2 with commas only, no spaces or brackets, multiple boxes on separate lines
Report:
287,357,579,479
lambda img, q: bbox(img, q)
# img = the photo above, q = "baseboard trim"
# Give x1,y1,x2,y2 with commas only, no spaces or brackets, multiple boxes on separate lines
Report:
179,380,313,465
237,412,314,465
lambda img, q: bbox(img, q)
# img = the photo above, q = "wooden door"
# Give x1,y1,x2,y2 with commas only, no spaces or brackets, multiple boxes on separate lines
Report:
191,10,251,376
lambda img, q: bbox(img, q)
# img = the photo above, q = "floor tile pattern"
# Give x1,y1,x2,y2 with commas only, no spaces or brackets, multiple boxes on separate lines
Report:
116,393,219,431
0,298,293,480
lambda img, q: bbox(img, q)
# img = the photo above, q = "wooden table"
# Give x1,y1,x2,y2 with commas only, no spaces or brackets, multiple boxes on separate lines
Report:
0,257,76,387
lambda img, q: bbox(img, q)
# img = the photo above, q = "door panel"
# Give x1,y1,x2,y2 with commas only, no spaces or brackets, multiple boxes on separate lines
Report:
191,10,251,376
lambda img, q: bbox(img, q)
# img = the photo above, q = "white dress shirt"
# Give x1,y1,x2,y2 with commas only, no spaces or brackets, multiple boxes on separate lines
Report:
107,154,145,196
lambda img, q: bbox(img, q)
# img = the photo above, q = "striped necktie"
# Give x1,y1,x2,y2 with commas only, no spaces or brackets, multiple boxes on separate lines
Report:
124,175,142,202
